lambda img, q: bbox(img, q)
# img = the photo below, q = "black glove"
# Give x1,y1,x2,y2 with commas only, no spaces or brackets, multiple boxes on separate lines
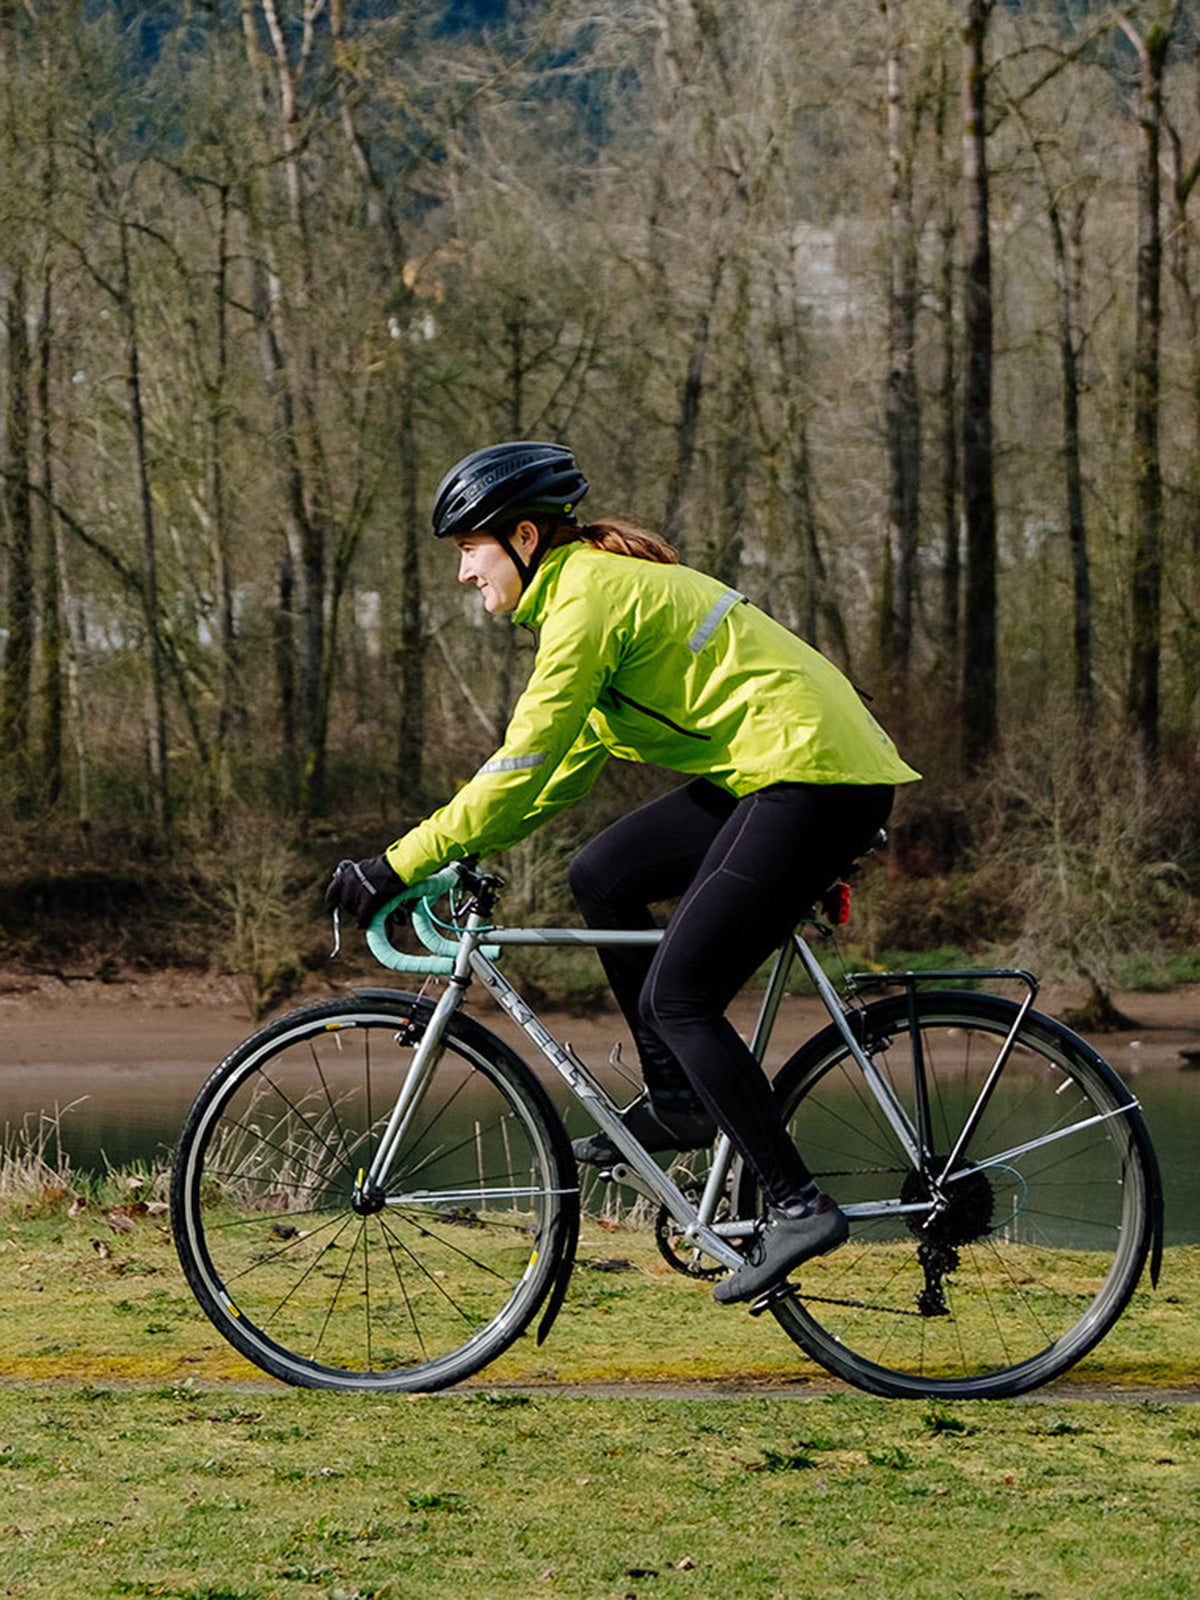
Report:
324,854,406,930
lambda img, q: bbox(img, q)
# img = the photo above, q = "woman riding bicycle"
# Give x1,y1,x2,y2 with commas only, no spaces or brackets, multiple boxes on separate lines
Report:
326,441,921,1304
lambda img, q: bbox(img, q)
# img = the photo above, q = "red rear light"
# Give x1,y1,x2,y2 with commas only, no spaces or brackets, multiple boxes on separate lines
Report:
823,882,851,925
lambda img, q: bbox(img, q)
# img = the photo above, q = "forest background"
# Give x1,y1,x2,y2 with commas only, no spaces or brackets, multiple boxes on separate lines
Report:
0,0,1197,1021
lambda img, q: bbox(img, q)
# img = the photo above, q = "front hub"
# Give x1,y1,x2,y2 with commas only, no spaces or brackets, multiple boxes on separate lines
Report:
351,1169,387,1216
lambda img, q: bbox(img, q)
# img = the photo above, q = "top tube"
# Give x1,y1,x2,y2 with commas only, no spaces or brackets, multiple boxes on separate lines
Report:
366,860,674,974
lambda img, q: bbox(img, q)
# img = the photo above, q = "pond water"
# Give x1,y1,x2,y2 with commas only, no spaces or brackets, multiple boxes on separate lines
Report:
2,990,1197,1243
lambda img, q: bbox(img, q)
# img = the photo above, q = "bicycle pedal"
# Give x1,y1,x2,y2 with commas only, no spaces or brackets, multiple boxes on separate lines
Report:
747,1282,798,1318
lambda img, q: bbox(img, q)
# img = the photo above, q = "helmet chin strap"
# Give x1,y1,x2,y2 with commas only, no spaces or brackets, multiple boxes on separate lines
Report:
493,528,534,590
492,516,577,591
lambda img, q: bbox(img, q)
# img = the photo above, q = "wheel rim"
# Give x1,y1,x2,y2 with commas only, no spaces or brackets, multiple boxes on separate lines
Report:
769,1002,1148,1396
180,1008,560,1388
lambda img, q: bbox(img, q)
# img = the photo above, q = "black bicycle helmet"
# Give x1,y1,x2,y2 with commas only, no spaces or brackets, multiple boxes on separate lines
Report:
431,441,589,541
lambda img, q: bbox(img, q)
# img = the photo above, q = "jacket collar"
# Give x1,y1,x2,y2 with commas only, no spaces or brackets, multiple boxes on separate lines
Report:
511,542,576,627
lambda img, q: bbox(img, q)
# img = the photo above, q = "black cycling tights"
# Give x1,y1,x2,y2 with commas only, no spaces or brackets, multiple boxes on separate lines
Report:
568,779,894,1207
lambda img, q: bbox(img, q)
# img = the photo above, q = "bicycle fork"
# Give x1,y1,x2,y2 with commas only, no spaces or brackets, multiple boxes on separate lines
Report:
355,944,473,1212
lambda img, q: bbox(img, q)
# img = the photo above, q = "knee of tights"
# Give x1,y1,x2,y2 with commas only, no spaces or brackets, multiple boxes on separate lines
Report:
566,849,603,909
638,982,712,1040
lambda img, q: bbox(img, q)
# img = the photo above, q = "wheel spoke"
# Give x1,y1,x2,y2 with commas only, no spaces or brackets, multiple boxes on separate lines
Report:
754,994,1153,1399
173,1000,567,1392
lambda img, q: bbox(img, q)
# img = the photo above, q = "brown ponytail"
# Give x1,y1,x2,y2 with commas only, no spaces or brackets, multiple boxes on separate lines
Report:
533,516,679,565
579,519,679,564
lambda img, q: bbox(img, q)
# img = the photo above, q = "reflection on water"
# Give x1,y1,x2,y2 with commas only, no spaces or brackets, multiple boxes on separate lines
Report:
3,1053,1198,1245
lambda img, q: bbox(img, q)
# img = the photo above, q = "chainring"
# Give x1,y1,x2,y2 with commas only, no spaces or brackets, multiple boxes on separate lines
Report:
654,1174,730,1280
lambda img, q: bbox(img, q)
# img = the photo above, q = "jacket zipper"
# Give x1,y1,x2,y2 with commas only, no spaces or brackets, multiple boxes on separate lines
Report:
606,687,711,741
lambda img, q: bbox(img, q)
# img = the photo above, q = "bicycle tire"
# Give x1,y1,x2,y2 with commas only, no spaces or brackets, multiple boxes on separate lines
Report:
171,992,579,1392
734,991,1157,1399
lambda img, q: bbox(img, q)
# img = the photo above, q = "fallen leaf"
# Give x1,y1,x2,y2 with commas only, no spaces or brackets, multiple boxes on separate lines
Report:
105,1213,136,1235
676,1556,696,1571
91,1239,112,1259
68,1196,88,1218
145,1201,169,1215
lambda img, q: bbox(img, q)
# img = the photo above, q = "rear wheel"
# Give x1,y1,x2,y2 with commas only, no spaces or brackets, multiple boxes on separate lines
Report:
737,992,1156,1398
172,994,578,1391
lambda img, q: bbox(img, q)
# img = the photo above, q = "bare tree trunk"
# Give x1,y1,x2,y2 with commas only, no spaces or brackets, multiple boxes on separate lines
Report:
396,358,424,807
664,255,725,552
118,219,171,835
763,254,851,668
210,183,240,787
1166,96,1200,753
794,422,852,673
36,67,63,809
884,6,923,681
934,46,960,694
243,0,330,814
274,548,299,803
1122,10,1178,763
56,525,90,833
938,213,960,677
329,0,423,809
493,300,528,741
1,264,34,808
960,0,998,772
709,262,751,587
0,2,33,807
38,233,63,806
1054,194,1093,719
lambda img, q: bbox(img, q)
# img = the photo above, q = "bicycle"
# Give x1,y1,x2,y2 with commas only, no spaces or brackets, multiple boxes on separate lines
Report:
171,858,1163,1400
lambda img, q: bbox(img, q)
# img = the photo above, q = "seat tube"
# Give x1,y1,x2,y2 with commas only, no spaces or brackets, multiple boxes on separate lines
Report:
792,934,923,1168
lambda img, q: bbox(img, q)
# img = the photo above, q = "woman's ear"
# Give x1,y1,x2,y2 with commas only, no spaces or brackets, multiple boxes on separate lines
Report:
513,519,540,556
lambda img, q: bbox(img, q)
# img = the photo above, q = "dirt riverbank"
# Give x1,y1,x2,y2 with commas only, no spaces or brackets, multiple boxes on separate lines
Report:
0,964,1196,1075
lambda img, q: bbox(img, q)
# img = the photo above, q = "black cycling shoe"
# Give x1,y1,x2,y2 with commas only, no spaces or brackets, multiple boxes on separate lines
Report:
572,1091,718,1167
712,1193,849,1305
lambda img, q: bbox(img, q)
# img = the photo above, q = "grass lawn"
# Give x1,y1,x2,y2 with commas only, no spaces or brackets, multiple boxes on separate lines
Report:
0,1209,1197,1598
2,1201,1197,1389
0,1384,1196,1599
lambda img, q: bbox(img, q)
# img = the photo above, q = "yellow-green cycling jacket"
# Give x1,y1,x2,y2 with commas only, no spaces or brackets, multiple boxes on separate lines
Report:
386,543,921,885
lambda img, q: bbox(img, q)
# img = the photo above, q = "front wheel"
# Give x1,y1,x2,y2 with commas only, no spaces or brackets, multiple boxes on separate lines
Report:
737,991,1158,1399
171,994,578,1392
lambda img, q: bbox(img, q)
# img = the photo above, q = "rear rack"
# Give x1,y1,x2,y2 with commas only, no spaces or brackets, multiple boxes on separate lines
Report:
844,968,1040,1004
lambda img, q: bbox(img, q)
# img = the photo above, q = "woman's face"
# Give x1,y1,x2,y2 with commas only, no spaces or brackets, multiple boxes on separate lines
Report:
454,523,538,614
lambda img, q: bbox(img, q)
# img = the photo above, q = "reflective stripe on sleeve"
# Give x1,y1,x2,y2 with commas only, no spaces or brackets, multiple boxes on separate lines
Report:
477,752,547,776
688,588,744,653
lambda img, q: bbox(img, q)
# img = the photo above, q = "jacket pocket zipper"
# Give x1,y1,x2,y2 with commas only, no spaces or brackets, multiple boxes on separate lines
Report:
607,688,711,741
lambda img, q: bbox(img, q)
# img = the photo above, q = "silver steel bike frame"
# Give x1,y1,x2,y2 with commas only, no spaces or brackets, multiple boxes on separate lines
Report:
362,904,948,1267
360,870,1144,1267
